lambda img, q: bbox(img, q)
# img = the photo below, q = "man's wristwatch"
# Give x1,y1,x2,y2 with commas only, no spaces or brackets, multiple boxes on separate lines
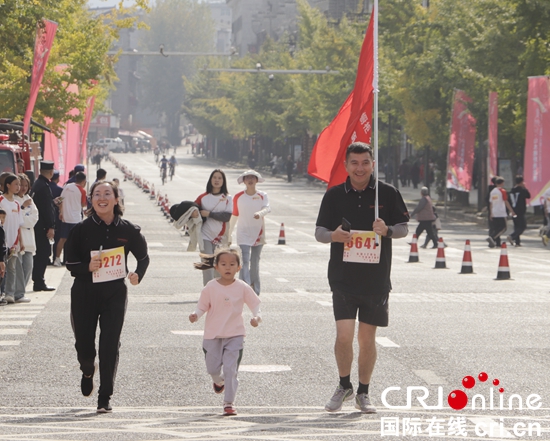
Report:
386,226,393,238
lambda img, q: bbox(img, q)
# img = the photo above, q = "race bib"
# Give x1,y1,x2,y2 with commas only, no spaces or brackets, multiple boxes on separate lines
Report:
91,246,126,283
343,230,381,264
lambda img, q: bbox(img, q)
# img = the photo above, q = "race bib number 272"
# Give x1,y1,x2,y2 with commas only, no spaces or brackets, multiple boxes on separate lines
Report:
343,230,381,264
91,246,126,283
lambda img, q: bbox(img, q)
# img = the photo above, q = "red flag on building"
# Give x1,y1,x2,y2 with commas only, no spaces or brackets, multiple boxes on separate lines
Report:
23,20,58,135
446,90,477,192
308,10,375,188
488,91,498,183
524,76,550,205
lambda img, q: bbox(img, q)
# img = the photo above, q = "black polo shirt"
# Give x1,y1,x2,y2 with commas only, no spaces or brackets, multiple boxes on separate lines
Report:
65,214,150,284
316,176,409,296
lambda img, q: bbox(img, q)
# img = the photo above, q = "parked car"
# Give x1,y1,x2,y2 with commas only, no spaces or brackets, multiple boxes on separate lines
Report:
95,137,126,153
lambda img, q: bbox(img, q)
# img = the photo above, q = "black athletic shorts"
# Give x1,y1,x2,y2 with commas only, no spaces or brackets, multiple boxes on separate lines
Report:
332,290,389,327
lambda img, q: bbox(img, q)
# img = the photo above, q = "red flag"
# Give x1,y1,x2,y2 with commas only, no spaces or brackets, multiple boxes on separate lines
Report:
80,81,98,164
23,20,58,135
446,90,477,192
308,11,375,188
524,76,550,205
488,91,498,183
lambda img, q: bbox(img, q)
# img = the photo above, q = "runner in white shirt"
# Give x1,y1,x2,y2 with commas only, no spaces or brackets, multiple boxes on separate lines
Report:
231,170,270,295
193,169,233,285
487,177,515,248
55,172,87,267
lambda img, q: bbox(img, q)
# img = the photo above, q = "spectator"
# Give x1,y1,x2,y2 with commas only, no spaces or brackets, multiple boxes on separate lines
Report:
507,176,531,247
15,174,38,289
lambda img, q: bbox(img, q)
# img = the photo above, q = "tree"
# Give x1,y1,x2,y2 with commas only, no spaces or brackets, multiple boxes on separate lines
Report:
139,0,214,144
0,0,150,134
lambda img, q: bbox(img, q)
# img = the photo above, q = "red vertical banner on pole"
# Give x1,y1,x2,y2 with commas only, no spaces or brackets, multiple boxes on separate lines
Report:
308,11,375,188
488,91,498,182
446,90,477,192
524,76,550,205
80,95,96,164
23,20,58,135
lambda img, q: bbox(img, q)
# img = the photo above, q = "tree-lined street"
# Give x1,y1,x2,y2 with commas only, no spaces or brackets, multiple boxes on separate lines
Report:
0,152,549,440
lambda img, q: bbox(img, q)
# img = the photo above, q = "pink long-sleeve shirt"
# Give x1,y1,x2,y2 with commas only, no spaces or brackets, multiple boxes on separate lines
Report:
194,278,261,339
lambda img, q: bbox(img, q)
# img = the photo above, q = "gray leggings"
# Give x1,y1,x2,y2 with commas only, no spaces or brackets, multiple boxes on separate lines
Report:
203,336,244,404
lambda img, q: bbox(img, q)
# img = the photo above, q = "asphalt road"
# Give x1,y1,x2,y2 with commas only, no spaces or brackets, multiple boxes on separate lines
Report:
0,150,549,441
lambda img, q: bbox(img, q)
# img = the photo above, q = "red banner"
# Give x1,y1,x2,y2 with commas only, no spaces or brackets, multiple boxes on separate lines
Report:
524,76,550,206
488,91,498,183
446,90,477,192
308,10,375,188
80,81,97,165
23,20,58,135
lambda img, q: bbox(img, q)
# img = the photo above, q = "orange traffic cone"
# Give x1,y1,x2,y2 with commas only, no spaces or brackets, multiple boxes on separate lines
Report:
150,184,156,199
434,237,447,269
496,243,511,280
277,223,286,245
408,234,419,263
459,240,474,274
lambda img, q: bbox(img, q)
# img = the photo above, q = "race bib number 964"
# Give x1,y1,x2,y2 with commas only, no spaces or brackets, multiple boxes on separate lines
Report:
343,230,381,264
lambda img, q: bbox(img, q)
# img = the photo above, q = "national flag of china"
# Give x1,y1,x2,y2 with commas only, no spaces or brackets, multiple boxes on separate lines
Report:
307,11,375,188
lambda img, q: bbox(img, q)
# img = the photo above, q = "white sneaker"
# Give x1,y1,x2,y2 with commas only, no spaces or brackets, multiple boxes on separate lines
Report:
53,257,62,267
15,296,31,303
325,385,354,412
4,295,15,304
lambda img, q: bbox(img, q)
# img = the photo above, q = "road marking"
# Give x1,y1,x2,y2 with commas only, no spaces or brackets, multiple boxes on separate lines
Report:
376,337,400,347
0,329,28,335
171,330,204,336
0,321,33,326
0,314,37,319
0,341,20,346
468,417,515,438
239,365,291,373
147,242,165,247
275,278,289,283
413,369,447,385
317,300,332,307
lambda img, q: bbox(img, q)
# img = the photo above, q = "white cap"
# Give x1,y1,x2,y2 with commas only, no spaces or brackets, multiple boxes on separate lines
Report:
237,170,264,184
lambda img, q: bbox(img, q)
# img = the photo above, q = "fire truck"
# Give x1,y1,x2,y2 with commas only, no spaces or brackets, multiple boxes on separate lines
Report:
0,118,51,181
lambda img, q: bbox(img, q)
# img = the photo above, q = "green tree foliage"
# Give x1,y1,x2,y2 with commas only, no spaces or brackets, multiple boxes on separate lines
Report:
0,0,150,134
138,0,214,144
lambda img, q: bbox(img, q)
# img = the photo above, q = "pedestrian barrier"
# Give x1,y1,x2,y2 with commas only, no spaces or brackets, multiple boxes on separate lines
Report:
459,240,474,274
408,234,419,263
434,237,447,269
495,243,511,280
277,223,286,245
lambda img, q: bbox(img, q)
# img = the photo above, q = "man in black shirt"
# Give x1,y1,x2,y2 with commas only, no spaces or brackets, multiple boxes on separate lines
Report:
315,142,409,414
31,160,56,291
507,175,531,246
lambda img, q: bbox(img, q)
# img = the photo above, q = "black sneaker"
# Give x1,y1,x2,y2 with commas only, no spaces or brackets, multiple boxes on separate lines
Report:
97,396,112,413
81,363,97,397
213,382,225,394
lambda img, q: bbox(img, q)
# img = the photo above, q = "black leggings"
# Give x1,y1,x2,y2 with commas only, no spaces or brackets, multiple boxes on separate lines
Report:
416,220,438,247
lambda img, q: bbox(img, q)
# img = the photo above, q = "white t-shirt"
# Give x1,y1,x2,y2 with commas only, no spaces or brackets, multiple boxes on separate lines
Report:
232,190,270,246
61,183,87,224
195,192,233,244
490,187,508,218
0,196,23,249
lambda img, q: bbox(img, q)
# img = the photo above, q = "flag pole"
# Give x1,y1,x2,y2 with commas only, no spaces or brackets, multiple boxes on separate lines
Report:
373,0,380,244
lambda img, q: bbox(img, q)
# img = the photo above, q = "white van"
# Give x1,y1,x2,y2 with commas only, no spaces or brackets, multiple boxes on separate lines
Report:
95,137,125,153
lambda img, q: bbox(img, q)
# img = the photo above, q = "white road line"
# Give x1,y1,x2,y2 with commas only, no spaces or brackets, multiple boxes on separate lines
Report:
0,329,28,335
171,330,204,336
0,321,33,326
376,337,400,347
413,369,447,385
468,417,515,438
0,314,37,319
147,242,165,247
275,278,289,283
239,365,291,373
0,341,20,346
317,301,332,307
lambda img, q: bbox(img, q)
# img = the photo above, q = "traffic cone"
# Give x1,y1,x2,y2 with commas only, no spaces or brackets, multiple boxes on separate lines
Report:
434,237,447,269
277,223,286,245
150,184,156,199
495,243,511,280
459,240,474,274
407,234,419,263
